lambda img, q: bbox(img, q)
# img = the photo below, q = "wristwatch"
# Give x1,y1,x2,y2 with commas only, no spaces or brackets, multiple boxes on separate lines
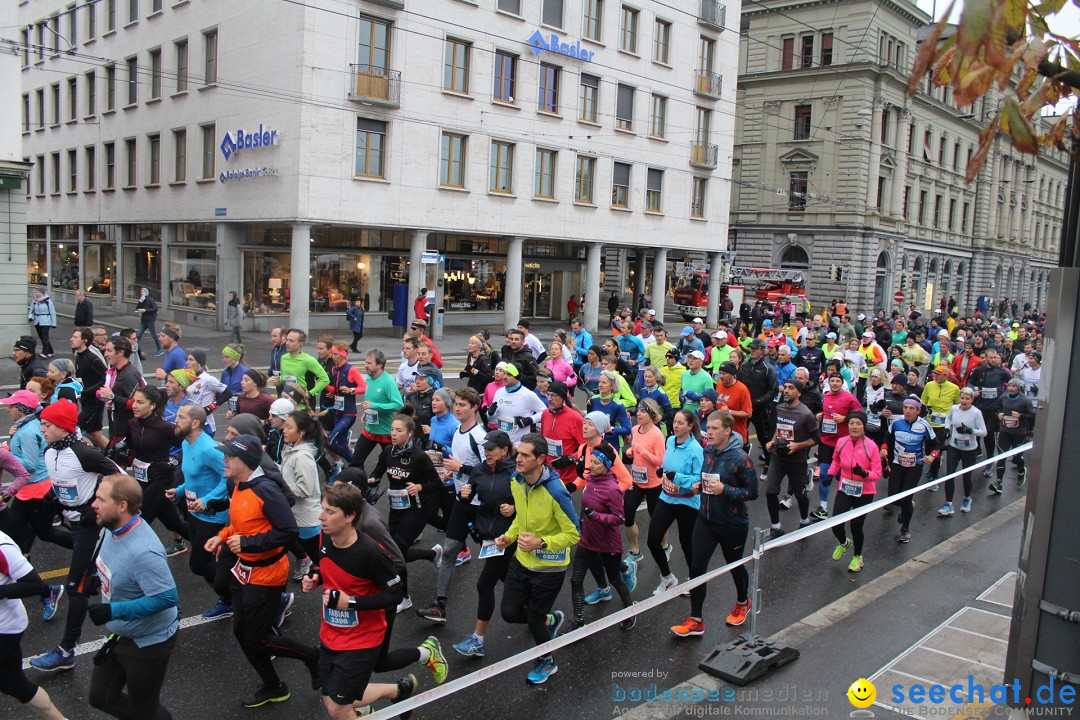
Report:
540,539,548,551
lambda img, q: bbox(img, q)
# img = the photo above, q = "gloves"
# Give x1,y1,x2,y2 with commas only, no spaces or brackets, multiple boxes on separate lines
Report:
88,603,112,626
822,473,833,487
514,416,532,428
655,466,664,479
684,392,701,403
551,455,575,470
852,464,869,478
563,480,578,493
871,399,887,412
664,471,676,482
583,506,595,518
956,423,971,434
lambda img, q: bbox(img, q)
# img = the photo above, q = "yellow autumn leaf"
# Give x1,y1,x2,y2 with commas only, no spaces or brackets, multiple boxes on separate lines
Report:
1001,97,1040,153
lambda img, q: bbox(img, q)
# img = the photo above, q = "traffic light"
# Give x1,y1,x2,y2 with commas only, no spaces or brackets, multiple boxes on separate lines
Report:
830,265,844,282
899,273,908,290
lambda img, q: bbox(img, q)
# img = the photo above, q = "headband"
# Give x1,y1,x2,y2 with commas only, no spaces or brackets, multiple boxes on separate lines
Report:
331,346,348,358
161,327,180,341
222,346,242,361
591,448,614,470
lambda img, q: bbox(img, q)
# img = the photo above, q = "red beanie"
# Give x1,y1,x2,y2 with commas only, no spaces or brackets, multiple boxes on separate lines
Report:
41,399,78,433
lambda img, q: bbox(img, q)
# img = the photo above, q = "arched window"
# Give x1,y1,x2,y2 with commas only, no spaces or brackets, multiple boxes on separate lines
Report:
873,252,891,311
779,245,810,270
911,256,924,309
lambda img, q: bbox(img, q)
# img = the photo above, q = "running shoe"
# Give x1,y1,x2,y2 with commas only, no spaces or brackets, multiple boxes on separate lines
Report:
154,350,165,357
202,598,234,619
982,466,994,478
831,538,852,561
848,555,864,573
759,471,769,482
166,540,188,558
620,603,638,631
420,636,448,684
29,646,75,672
452,634,485,657
960,497,972,513
937,502,954,517
897,530,912,544
455,548,472,566
663,544,672,561
416,603,446,624
726,600,751,626
42,584,64,622
809,507,828,521
396,596,413,614
1016,468,1027,488
769,527,785,540
241,683,290,708
273,592,295,629
527,657,558,685
926,477,940,491
292,557,312,581
779,494,794,509
545,610,564,640
653,574,678,596
390,674,418,719
990,481,1003,495
432,543,444,567
621,560,638,593
624,550,644,563
804,468,815,493
671,616,705,637
584,586,612,605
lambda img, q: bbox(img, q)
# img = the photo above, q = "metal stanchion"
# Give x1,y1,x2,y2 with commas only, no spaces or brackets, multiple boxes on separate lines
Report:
698,527,800,685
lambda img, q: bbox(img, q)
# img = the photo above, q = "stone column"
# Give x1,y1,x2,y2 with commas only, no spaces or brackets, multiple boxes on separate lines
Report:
290,223,311,330
987,147,1001,238
866,98,884,209
77,225,85,294
651,248,668,322
503,236,524,330
217,223,243,331
584,242,602,333
706,251,723,327
44,225,52,297
407,230,425,324
634,252,647,302
892,109,911,217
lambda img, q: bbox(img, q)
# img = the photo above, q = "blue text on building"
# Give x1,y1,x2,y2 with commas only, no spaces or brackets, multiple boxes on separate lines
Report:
220,124,279,161
528,30,595,62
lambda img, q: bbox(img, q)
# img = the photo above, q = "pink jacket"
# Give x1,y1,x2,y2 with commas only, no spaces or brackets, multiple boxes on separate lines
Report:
544,356,577,386
827,435,882,496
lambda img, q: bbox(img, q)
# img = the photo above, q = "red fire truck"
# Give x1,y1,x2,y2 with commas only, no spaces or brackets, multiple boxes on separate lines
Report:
672,264,806,321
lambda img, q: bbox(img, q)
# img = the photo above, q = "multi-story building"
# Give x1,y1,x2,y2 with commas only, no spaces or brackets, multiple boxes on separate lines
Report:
15,0,739,334
731,0,1065,315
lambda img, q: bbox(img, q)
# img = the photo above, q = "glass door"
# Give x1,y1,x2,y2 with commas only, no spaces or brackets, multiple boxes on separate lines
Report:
522,272,553,317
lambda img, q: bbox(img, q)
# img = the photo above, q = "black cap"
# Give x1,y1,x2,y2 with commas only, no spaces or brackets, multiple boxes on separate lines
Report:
13,335,36,353
547,381,569,401
890,375,908,388
482,430,512,451
665,349,680,360
517,319,530,329
783,378,804,393
217,434,263,470
748,339,766,351
718,361,737,376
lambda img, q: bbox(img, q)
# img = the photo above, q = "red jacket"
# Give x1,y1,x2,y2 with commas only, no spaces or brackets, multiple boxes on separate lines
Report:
950,352,981,387
540,407,584,485
413,297,428,321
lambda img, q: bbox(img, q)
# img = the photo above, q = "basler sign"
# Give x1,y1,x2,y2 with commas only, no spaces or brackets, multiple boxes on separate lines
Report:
528,30,595,62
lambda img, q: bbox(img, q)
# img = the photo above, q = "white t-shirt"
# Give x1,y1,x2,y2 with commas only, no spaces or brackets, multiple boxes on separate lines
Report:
0,533,33,634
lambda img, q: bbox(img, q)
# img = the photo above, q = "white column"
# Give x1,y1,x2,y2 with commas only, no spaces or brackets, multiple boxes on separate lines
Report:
160,224,173,308
503,236,524,330
634,252,647,301
407,230,425,323
584,242,602,333
987,148,1001,237
892,109,910,218
44,225,52,295
706,251,723,327
866,98,884,209
366,254,382,313
77,225,85,293
651,248,668,322
289,223,311,331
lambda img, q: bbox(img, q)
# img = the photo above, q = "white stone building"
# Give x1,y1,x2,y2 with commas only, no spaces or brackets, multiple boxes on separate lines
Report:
14,0,740,334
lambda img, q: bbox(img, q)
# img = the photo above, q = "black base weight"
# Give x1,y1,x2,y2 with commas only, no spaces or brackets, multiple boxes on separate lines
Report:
698,634,800,686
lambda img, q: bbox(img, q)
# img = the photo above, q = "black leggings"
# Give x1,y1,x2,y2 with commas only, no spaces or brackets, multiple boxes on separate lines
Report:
230,580,318,688
0,632,38,704
571,547,632,623
89,633,176,720
888,464,923,532
375,607,420,672
62,522,100,651
8,496,72,554
428,486,456,532
688,517,749,618
623,483,662,527
140,478,188,539
349,435,389,473
389,508,436,596
996,432,1027,479
476,544,513,622
647,500,698,577
945,447,979,502
928,427,948,477
831,492,875,556
187,517,228,601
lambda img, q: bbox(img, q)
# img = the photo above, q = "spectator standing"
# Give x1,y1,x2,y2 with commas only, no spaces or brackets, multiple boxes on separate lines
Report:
135,288,162,355
226,291,244,344
73,289,94,327
347,299,366,353
28,290,57,358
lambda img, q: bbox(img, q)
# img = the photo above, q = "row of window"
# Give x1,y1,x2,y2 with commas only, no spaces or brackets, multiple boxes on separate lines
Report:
21,32,217,131
25,124,216,196
354,118,709,218
21,0,182,65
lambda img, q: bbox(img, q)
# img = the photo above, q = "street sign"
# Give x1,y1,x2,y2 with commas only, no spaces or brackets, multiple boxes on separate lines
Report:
894,291,905,304
421,251,440,264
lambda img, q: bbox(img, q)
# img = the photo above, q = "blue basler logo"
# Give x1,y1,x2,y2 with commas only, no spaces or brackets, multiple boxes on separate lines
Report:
528,30,595,62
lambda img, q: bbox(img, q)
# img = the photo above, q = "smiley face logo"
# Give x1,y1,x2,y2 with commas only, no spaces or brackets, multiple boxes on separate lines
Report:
847,678,876,709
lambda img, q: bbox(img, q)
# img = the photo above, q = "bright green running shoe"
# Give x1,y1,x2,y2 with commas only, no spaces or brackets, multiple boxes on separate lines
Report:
831,538,852,561
421,636,448,684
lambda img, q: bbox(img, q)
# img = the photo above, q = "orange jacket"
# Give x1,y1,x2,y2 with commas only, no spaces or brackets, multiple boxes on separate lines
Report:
569,441,632,492
217,470,298,586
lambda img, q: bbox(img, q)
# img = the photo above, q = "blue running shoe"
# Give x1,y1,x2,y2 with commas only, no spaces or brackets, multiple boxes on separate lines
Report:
42,584,64,623
624,550,644,563
452,633,485,658
30,646,75,673
583,587,612,605
621,561,638,593
526,656,558,685
202,598,234,619
545,610,564,640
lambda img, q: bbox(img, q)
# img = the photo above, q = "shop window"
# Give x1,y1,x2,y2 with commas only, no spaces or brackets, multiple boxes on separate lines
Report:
83,243,116,296
170,246,217,311
28,242,48,286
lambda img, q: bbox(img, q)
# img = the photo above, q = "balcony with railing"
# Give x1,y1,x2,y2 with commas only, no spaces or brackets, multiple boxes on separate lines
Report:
348,64,401,108
694,70,722,99
698,1,726,30
690,142,719,169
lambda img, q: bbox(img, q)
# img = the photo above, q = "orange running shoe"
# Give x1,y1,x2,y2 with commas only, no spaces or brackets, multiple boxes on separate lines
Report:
725,600,751,626
671,617,705,637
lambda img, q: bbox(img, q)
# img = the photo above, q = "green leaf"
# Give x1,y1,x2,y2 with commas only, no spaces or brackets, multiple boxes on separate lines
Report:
958,0,994,55
1001,97,1040,154
1004,0,1026,29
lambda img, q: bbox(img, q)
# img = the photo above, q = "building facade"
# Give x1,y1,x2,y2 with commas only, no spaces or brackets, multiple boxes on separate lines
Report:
15,0,740,334
731,0,1065,315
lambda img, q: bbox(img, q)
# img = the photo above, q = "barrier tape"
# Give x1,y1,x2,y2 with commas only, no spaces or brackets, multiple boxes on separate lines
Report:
363,440,1034,719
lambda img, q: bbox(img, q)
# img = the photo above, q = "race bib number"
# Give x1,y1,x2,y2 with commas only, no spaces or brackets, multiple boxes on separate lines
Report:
866,412,881,431
364,409,378,425
776,422,795,441
701,472,721,495
228,397,238,411
631,466,649,485
95,557,113,600
534,547,568,563
1003,416,1019,429
387,488,410,510
839,477,864,497
230,559,253,585
544,438,562,457
930,412,947,426
954,433,977,450
620,352,631,362
479,540,504,559
897,450,917,468
185,490,199,511
131,458,150,483
323,606,359,628
497,418,515,433
334,395,345,411
822,419,837,434
54,483,78,504
283,375,298,388
981,387,998,400
774,390,782,404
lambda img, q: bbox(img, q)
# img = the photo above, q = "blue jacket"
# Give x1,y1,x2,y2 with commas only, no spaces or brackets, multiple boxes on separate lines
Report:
586,396,631,448
29,295,56,327
11,417,49,484
221,362,249,396
616,334,647,364
571,328,593,363
660,435,703,509
699,433,758,526
346,304,365,333
775,360,797,388
175,432,229,523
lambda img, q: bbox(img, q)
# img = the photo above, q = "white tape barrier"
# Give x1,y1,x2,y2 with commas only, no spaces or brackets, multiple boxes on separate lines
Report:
364,440,1034,719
